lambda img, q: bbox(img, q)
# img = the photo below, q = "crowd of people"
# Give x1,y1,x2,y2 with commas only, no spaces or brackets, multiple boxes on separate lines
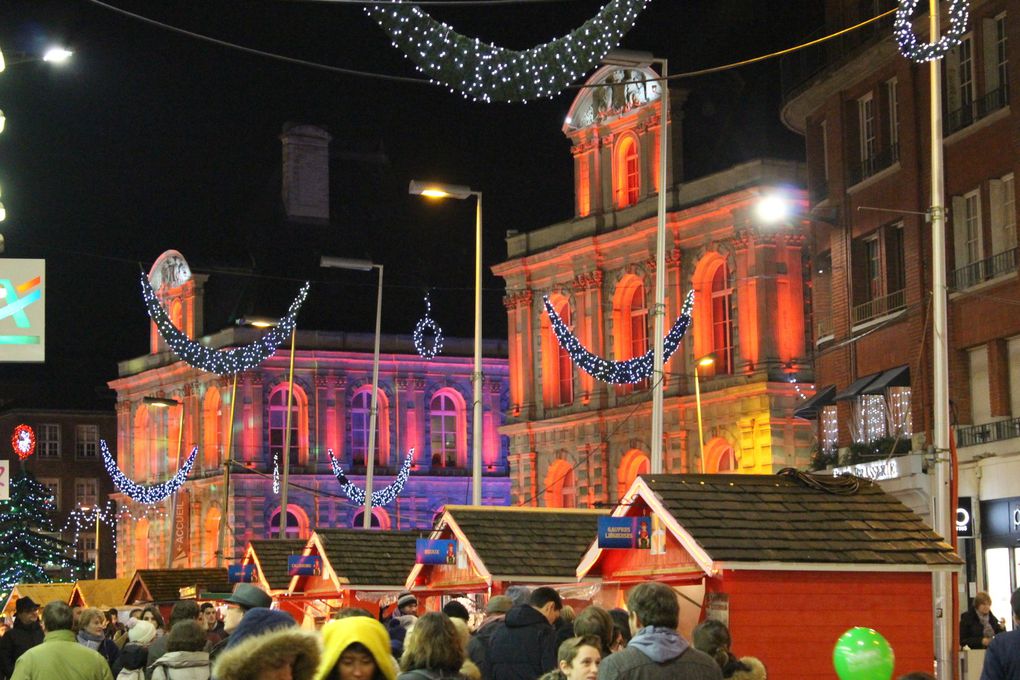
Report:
3,580,1017,680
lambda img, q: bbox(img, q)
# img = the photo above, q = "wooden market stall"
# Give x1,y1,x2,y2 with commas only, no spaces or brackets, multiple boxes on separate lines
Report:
242,540,307,597
124,568,231,621
2,583,75,618
283,529,418,626
575,473,963,680
406,505,608,612
68,577,132,609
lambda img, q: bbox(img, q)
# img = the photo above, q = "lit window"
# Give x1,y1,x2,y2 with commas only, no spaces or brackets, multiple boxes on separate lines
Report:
888,387,912,437
711,264,734,374
350,390,382,467
430,392,462,467
269,388,300,467
854,394,888,443
821,405,839,453
615,136,640,208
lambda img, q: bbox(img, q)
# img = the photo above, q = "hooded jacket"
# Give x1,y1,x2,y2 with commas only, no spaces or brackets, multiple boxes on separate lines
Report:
212,628,320,680
486,605,558,680
597,627,721,680
312,617,396,680
467,614,505,676
149,651,210,680
0,617,44,678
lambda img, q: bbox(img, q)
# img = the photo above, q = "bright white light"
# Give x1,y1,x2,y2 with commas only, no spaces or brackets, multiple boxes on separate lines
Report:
0,110,5,135
756,195,790,224
0,47,6,73
43,47,73,64
0,202,6,222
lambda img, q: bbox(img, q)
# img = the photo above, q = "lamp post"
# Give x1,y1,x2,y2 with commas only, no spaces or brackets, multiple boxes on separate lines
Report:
143,396,184,567
603,50,669,474
80,506,101,580
409,180,484,506
693,355,715,473
321,256,384,528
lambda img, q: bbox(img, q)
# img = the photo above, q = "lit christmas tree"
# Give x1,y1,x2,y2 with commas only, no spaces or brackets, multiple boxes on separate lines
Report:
0,471,86,597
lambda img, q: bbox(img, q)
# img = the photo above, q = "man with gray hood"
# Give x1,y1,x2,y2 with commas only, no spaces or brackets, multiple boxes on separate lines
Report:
597,582,721,680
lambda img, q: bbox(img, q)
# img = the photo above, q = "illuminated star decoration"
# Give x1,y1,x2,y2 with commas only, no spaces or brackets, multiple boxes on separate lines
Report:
327,448,414,507
543,289,695,384
141,271,310,376
10,424,35,460
894,0,969,62
365,0,650,103
413,294,443,360
101,439,198,504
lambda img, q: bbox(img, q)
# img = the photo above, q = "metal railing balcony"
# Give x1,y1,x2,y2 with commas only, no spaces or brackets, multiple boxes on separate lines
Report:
848,143,900,186
957,416,1020,447
946,85,1010,136
851,288,906,325
950,247,1018,290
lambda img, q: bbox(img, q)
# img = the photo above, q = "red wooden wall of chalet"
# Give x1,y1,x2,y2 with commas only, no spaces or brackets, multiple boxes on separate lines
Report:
706,569,934,680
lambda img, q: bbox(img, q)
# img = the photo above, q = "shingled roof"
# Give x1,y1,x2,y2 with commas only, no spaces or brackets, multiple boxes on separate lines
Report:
247,540,306,591
127,569,231,603
313,530,418,586
443,506,608,579
2,583,75,617
69,578,132,608
636,473,962,567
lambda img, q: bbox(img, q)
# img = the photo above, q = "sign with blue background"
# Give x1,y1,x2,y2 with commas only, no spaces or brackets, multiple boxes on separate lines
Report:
228,564,256,583
288,555,322,576
598,516,652,549
416,539,459,565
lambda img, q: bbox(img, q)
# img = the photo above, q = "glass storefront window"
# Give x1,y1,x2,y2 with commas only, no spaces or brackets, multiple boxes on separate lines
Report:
986,547,1013,631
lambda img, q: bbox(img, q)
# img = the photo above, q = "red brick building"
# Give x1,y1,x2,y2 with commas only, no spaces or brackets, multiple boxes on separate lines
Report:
492,66,816,509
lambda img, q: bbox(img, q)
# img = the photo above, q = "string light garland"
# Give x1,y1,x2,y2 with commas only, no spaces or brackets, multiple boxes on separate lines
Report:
61,501,169,560
543,290,695,384
10,424,35,460
364,0,650,103
894,0,969,62
101,439,198,504
273,454,281,494
327,448,414,507
413,294,444,360
141,271,310,376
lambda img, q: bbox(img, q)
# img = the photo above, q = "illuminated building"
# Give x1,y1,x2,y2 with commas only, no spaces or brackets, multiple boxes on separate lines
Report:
492,66,816,508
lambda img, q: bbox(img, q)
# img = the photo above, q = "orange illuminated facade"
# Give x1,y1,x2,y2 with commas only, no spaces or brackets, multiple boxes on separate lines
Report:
492,66,816,507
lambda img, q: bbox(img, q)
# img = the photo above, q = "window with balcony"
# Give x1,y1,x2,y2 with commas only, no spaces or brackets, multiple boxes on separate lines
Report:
952,189,986,288
75,424,98,459
851,224,906,325
858,92,875,166
38,424,60,458
991,173,1017,255
946,25,1010,135
849,90,899,184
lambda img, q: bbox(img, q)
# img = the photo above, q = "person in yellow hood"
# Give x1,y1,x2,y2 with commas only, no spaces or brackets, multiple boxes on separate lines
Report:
313,616,396,680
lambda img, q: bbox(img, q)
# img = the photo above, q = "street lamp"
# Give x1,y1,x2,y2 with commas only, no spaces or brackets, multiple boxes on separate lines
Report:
80,506,101,580
693,355,715,474
321,256,384,527
603,49,670,474
409,180,484,506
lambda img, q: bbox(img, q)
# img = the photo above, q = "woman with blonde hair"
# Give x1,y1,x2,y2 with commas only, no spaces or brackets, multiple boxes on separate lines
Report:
398,612,465,680
449,617,481,680
76,607,120,671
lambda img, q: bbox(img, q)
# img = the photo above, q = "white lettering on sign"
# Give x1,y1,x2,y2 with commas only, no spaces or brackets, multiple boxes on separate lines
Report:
1013,508,1020,530
832,459,900,481
957,507,971,533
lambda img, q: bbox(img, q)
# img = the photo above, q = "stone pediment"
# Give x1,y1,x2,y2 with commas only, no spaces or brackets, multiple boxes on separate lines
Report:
563,65,662,133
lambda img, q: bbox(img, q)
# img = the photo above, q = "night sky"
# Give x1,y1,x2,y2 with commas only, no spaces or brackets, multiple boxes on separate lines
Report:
0,0,823,409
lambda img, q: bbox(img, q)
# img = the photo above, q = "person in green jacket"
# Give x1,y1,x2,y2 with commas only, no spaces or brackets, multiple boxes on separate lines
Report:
11,600,114,680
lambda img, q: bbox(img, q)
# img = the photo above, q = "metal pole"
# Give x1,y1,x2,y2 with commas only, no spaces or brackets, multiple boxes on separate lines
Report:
364,265,384,528
94,509,100,580
279,329,297,539
695,366,706,474
216,373,238,566
929,0,953,676
651,57,670,474
472,192,484,505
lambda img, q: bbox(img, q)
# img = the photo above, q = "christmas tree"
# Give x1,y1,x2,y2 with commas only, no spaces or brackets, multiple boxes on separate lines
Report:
0,470,86,597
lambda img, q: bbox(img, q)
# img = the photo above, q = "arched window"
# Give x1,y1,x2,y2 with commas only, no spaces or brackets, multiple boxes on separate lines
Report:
133,406,151,482
711,263,734,374
268,504,309,539
613,276,649,392
617,449,650,498
351,388,389,467
540,295,574,407
614,135,640,208
352,507,391,530
430,391,466,468
169,298,184,331
705,438,738,473
269,384,308,467
544,460,577,508
134,519,150,570
693,254,735,376
203,387,221,470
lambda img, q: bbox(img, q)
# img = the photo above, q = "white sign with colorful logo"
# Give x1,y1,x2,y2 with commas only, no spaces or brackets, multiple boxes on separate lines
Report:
0,259,45,362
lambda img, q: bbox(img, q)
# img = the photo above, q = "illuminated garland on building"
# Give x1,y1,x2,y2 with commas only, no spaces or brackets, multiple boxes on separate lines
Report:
894,0,969,62
100,439,198,504
273,454,281,494
10,424,35,460
365,0,650,103
543,290,694,384
141,271,310,376
61,501,169,560
413,295,443,360
327,448,414,507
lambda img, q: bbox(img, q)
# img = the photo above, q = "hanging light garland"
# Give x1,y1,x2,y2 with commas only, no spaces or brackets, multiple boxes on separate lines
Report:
364,0,650,103
61,501,169,559
10,424,35,460
543,290,694,384
327,448,414,507
141,271,310,376
894,0,969,62
100,439,198,504
413,294,444,360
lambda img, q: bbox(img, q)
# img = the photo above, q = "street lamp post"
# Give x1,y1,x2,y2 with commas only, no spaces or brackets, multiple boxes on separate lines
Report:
321,256,384,528
693,355,715,473
81,506,101,580
603,50,669,474
409,180,484,506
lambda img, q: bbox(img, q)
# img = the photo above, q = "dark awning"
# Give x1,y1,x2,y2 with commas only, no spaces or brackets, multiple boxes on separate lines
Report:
794,385,836,420
861,365,910,394
834,373,881,401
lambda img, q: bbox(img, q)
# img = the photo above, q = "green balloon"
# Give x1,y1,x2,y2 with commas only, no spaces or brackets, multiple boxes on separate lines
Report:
833,627,895,680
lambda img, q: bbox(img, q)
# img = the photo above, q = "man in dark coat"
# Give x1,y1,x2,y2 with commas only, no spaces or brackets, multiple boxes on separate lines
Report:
597,582,721,680
487,587,562,680
0,598,44,679
468,595,512,678
981,588,1020,680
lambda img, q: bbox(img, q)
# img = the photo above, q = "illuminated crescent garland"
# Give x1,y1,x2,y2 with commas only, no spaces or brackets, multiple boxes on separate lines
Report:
327,448,414,507
365,0,650,103
141,271,310,376
101,439,198,504
543,289,695,385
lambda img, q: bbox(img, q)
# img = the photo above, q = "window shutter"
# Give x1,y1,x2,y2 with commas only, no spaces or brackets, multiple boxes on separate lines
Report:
952,195,968,271
983,18,1000,93
945,46,962,115
990,178,1006,254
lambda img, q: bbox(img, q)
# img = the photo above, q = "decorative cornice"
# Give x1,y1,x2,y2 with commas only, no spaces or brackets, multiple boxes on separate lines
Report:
571,270,604,291
503,289,534,310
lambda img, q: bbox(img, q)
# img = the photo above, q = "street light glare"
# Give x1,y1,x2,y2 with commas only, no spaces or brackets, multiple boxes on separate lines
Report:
43,47,73,64
698,356,716,368
408,180,473,201
421,189,452,199
0,111,5,135
756,195,790,224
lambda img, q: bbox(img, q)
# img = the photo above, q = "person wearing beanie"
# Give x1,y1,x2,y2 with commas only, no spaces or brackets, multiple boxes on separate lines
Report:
504,587,531,608
396,593,419,618
313,616,396,680
222,608,295,652
442,601,471,624
149,621,210,680
467,596,512,677
112,620,157,678
212,621,320,680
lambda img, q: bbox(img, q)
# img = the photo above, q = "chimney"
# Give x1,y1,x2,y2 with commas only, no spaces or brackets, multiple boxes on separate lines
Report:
280,123,332,223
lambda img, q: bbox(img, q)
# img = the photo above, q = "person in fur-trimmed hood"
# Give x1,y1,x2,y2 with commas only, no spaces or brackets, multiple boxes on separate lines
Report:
211,626,320,680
